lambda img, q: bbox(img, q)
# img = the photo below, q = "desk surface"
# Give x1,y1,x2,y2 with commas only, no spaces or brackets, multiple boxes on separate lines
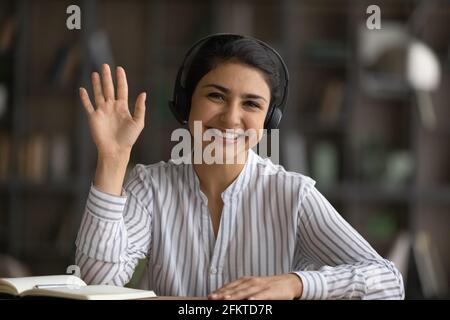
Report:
145,296,206,300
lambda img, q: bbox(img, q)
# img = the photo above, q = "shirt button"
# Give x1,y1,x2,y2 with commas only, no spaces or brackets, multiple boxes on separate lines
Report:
210,267,217,274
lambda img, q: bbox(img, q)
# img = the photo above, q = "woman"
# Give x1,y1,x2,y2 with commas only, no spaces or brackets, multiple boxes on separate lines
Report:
75,34,404,299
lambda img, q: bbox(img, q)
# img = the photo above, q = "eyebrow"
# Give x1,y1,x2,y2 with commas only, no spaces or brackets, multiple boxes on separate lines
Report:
202,84,268,103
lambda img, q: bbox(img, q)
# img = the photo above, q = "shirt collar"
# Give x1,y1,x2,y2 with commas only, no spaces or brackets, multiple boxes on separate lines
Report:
185,148,257,203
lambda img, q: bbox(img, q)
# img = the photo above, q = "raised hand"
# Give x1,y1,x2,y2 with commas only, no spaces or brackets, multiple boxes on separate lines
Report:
79,64,147,158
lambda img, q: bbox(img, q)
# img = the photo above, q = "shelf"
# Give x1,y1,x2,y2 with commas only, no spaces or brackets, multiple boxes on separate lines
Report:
0,179,85,194
360,72,412,101
25,86,79,99
320,183,450,204
416,186,450,204
295,61,348,71
22,242,75,256
320,183,412,203
298,116,346,134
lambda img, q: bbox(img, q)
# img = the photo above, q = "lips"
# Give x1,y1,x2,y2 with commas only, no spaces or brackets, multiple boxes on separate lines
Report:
206,127,246,144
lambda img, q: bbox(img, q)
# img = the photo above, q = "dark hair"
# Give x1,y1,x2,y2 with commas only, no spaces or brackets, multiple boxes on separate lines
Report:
184,35,282,112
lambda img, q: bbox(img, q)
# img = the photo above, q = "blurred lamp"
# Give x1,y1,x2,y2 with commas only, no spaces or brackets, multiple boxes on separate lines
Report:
407,40,441,129
359,23,442,130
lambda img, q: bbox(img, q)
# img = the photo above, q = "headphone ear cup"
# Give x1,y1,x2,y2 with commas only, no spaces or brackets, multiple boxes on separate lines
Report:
266,107,282,130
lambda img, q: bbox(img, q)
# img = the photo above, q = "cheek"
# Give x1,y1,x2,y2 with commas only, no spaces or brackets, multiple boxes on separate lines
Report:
188,98,217,132
193,95,228,120
244,118,262,131
241,112,266,144
246,110,267,130
190,104,216,124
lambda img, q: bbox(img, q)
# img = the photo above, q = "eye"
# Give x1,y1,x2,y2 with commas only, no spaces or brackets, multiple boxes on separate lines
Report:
244,100,261,109
207,92,225,101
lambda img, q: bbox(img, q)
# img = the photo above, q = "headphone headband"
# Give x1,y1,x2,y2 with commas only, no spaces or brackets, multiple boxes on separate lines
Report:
169,33,289,130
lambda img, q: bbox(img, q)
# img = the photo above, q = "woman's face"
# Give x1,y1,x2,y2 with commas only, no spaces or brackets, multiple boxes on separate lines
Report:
188,61,271,163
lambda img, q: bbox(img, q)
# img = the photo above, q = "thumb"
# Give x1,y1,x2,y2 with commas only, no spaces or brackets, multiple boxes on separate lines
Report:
133,92,146,126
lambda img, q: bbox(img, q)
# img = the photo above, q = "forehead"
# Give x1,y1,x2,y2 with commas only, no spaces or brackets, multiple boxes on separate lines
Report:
199,62,271,97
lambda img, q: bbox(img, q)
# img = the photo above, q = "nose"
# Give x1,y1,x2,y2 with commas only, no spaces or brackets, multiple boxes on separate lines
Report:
219,98,242,128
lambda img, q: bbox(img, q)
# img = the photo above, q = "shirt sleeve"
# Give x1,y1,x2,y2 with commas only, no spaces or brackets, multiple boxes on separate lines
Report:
74,165,153,286
293,187,405,300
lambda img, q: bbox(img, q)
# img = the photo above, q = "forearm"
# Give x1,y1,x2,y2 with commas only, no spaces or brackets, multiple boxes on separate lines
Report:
296,186,404,300
94,152,130,196
75,249,123,285
75,185,128,262
75,169,152,284
294,259,404,300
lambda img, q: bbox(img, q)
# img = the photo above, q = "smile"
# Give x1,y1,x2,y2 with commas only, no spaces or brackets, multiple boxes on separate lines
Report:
206,127,246,144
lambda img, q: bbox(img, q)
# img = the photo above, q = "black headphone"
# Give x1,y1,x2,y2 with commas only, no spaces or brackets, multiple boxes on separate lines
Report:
168,33,289,130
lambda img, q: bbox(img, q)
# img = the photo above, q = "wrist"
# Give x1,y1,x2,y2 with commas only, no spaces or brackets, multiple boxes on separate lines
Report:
288,273,303,299
97,152,131,167
94,153,130,196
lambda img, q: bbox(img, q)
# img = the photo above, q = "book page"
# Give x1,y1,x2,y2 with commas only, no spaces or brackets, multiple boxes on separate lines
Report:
0,275,86,295
24,285,157,300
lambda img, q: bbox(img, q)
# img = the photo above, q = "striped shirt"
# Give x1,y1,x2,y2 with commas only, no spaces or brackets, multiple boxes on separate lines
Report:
75,148,404,299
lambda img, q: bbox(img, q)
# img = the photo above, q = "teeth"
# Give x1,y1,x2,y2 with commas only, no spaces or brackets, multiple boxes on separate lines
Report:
222,132,238,139
211,128,243,140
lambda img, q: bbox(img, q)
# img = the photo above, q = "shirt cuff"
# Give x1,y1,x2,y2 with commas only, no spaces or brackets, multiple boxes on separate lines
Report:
87,184,128,221
293,271,328,300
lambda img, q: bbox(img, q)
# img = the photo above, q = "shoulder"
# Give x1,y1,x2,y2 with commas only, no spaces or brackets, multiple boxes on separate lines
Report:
251,151,316,198
126,159,186,189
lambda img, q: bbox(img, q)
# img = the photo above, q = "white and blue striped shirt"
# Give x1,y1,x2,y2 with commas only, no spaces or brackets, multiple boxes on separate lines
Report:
75,149,404,299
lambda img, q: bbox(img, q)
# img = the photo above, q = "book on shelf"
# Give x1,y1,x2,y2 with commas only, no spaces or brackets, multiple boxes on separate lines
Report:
388,230,448,299
0,132,10,181
0,84,8,120
0,15,17,53
15,134,71,183
88,30,114,70
17,135,49,183
49,134,70,181
412,231,448,299
0,275,157,300
48,43,81,87
319,80,344,126
387,231,410,283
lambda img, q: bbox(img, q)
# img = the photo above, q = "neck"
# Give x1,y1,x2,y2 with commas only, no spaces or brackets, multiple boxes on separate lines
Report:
193,151,248,198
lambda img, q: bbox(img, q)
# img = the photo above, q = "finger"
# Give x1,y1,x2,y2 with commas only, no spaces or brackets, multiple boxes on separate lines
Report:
133,92,147,126
214,277,251,293
79,87,95,114
232,285,269,300
213,284,265,300
101,64,115,100
209,278,254,299
92,72,105,106
116,66,128,101
247,288,271,300
225,281,262,295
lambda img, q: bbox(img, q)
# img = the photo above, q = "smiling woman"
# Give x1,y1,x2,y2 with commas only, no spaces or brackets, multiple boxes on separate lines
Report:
75,34,404,300
189,62,270,158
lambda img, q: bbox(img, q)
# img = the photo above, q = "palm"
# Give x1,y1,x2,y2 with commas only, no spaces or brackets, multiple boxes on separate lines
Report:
89,99,141,154
79,64,147,157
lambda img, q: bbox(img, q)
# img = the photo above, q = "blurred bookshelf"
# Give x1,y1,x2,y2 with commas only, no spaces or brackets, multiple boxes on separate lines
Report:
0,0,218,277
279,0,450,299
0,0,92,275
0,0,449,299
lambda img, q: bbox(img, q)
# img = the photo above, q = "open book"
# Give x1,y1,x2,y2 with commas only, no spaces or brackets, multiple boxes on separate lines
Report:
0,275,157,300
